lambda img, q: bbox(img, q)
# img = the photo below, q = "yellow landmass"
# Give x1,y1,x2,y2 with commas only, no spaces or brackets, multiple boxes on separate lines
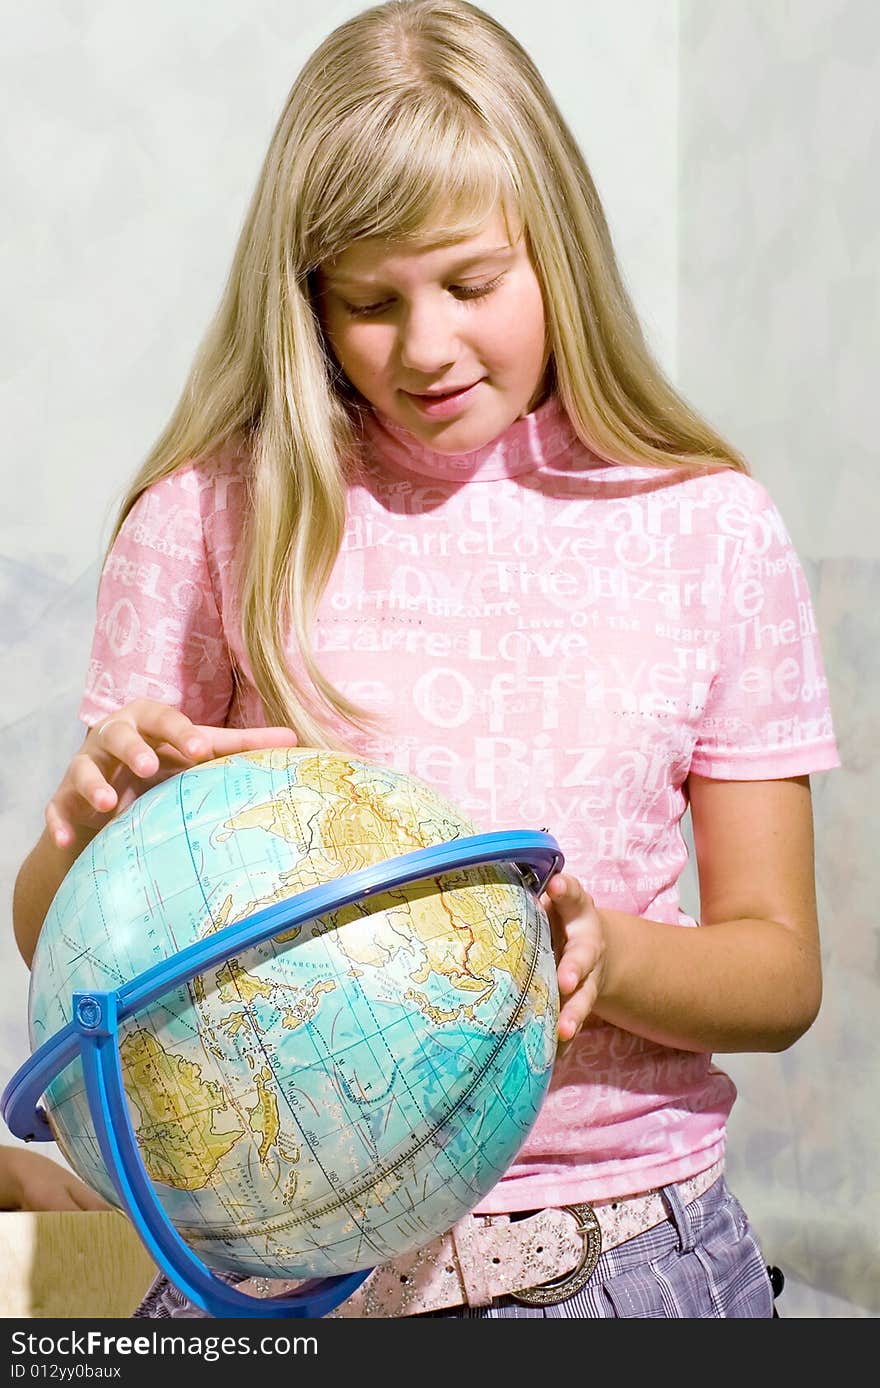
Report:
216,797,339,883
216,958,273,1005
526,960,552,1022
247,1065,281,1165
119,1029,243,1191
301,761,532,1002
276,1135,302,1164
400,870,523,996
200,893,235,936
218,1009,262,1040
403,988,463,1026
282,1166,299,1208
193,754,551,1021
315,895,418,969
279,979,337,1031
217,755,461,887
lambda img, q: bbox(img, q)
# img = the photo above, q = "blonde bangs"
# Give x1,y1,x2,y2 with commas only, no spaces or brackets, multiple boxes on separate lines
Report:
298,98,520,265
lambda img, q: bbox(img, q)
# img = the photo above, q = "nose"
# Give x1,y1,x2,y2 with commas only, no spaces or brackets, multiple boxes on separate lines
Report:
398,297,458,377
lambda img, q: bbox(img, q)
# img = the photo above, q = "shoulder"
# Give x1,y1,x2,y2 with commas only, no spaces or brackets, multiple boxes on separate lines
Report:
681,467,794,555
680,464,779,513
642,464,792,552
576,462,800,581
552,455,787,539
135,434,249,519
119,435,250,559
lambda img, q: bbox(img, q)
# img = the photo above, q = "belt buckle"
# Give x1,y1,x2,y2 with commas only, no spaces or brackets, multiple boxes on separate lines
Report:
510,1203,602,1307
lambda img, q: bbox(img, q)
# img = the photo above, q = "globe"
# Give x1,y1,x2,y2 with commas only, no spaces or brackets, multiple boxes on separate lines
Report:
28,748,559,1283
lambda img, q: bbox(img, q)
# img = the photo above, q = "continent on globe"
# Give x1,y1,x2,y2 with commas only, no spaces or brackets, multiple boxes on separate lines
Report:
119,1030,244,1191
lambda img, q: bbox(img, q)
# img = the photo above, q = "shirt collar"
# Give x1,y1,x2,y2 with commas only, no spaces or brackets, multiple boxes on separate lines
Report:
360,394,578,483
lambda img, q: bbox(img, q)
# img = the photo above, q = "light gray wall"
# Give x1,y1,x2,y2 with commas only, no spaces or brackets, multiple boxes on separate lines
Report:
678,0,878,1319
1,0,875,1319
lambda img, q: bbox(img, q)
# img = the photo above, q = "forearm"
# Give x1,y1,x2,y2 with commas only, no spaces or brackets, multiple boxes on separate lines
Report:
0,1148,22,1209
13,826,97,969
594,909,822,1054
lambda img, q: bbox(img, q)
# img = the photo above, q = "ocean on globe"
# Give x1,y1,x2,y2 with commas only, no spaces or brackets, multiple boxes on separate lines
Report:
29,748,559,1280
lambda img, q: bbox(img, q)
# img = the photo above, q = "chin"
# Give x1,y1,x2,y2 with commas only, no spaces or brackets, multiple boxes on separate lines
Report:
414,408,521,455
415,424,496,454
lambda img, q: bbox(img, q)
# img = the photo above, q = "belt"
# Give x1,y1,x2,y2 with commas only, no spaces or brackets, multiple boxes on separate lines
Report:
236,1159,724,1316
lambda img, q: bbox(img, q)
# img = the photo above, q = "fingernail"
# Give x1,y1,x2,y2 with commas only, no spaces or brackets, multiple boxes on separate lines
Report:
135,754,155,774
186,738,207,756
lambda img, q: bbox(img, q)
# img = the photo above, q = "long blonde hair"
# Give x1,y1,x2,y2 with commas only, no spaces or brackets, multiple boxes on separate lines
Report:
108,0,748,746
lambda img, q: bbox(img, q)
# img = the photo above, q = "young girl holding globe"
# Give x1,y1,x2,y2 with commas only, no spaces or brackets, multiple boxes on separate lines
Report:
13,0,839,1318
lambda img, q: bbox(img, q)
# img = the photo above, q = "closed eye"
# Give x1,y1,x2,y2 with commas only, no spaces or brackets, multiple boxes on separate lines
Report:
341,273,507,319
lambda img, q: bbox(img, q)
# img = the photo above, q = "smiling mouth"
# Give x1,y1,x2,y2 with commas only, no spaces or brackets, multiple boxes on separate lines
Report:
406,383,481,399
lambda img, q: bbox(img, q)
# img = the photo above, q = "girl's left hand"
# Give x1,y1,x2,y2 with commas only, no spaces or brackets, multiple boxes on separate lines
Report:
0,1145,112,1212
541,873,608,1058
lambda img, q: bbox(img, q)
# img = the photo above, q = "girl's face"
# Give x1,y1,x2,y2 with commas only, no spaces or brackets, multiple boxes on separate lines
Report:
317,209,550,453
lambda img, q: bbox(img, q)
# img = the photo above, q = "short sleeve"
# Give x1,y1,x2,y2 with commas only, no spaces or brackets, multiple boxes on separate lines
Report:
691,482,840,779
78,467,235,729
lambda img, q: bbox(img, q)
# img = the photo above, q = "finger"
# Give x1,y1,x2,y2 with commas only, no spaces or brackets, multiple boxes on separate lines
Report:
46,783,116,849
204,725,300,755
95,701,222,765
150,725,300,769
92,719,171,776
558,971,599,1042
546,878,598,988
67,753,122,812
45,799,77,850
543,876,579,966
556,926,602,996
541,876,583,946
545,872,592,918
558,955,592,999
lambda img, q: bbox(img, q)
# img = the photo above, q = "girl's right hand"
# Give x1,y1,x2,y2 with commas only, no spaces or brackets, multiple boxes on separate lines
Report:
45,698,299,850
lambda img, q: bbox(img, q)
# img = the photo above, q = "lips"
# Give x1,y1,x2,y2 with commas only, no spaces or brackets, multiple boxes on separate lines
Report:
403,380,484,417
409,384,478,399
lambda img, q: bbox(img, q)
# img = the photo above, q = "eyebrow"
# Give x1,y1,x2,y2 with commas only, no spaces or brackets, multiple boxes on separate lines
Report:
324,244,515,288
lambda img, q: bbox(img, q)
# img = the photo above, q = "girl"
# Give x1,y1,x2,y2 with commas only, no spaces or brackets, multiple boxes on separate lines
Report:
13,0,839,1318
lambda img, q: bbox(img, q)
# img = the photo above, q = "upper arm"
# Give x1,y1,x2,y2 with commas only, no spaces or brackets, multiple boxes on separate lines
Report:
78,469,236,728
686,773,820,953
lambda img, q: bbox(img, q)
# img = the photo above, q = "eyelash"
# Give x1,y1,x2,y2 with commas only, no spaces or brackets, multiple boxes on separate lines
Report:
342,273,506,318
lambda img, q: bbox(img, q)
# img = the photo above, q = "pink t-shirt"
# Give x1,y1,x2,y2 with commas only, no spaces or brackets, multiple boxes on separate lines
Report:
79,395,840,1208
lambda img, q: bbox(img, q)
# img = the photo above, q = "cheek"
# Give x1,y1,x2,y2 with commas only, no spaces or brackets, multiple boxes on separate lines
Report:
328,322,392,385
488,287,546,368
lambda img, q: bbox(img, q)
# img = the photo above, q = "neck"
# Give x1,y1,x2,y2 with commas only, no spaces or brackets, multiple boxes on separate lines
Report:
360,394,576,484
